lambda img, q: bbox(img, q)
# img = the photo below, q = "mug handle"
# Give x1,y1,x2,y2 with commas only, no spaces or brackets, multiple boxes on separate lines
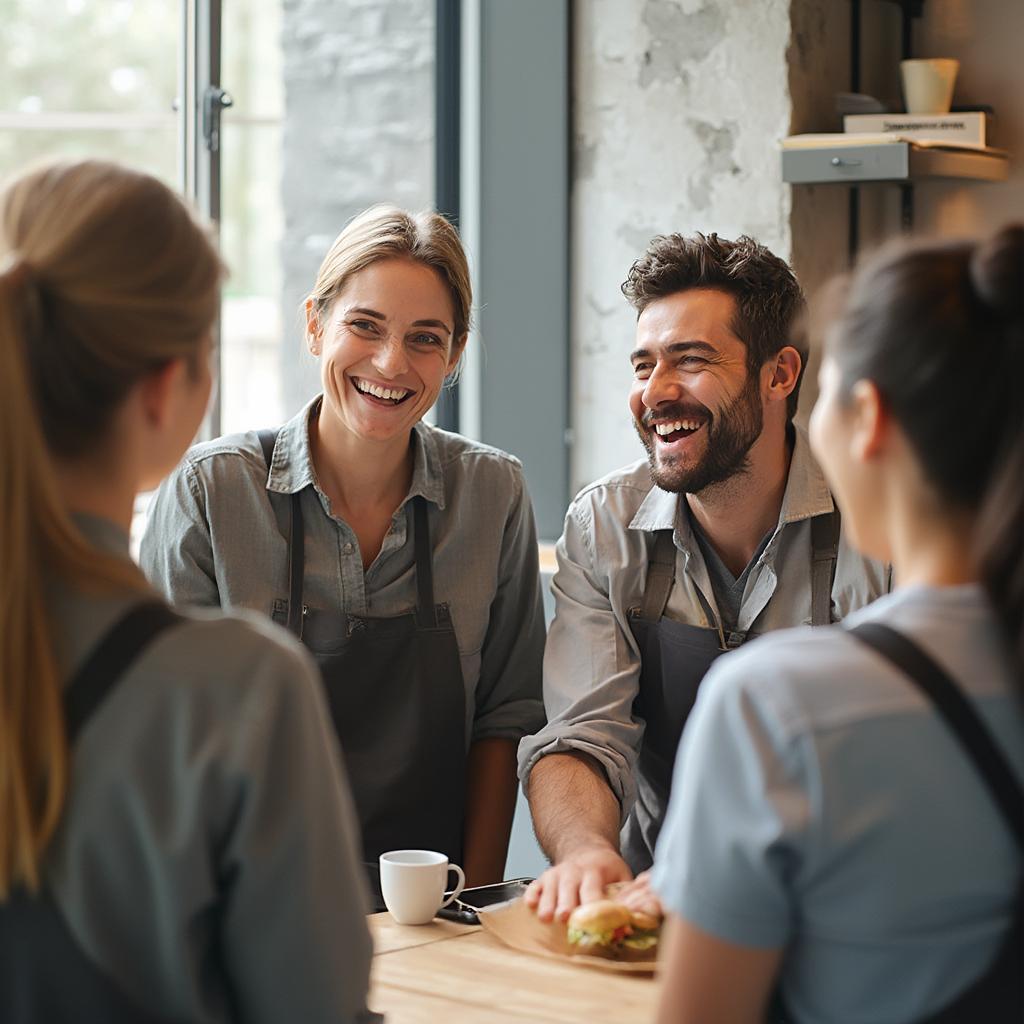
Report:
440,864,466,908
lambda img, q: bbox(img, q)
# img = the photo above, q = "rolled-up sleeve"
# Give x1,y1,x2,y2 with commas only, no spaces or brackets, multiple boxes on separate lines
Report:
517,497,646,823
140,460,220,607
471,470,546,742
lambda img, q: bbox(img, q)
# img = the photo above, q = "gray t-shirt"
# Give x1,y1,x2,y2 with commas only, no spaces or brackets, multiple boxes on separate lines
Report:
652,583,1024,1024
688,508,773,635
47,515,378,1024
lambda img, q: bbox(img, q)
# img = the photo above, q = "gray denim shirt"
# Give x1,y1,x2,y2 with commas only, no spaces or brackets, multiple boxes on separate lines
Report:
140,397,546,747
517,426,891,853
49,516,378,1024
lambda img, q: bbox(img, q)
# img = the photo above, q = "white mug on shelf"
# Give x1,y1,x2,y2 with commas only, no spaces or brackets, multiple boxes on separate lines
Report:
900,58,959,115
379,849,466,925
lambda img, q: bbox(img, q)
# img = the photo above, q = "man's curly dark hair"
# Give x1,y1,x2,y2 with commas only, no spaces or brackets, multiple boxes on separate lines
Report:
621,232,808,421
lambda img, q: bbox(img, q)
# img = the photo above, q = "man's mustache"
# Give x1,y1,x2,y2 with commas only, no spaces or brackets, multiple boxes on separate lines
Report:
640,402,711,429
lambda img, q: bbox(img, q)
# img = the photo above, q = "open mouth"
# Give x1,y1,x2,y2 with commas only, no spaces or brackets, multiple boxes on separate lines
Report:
651,417,705,444
350,376,414,406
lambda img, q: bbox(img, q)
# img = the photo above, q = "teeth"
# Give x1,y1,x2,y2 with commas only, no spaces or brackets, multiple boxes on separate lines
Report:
354,378,410,402
654,419,702,436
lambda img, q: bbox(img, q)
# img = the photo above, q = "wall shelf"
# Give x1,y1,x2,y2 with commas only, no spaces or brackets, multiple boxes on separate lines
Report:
782,142,1009,185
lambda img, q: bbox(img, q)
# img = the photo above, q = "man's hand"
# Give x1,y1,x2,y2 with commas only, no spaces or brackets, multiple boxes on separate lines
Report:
524,844,633,923
613,869,663,919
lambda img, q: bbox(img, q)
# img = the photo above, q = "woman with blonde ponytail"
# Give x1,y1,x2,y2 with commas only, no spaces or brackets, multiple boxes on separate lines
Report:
651,226,1024,1024
0,160,377,1024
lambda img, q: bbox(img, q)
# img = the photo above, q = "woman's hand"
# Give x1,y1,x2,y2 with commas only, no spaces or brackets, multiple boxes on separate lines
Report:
612,869,663,919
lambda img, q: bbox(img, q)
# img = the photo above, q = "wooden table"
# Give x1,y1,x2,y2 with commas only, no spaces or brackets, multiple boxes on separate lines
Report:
368,912,661,1022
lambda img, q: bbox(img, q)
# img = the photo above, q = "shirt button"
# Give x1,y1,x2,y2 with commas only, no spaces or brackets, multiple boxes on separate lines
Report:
343,542,354,555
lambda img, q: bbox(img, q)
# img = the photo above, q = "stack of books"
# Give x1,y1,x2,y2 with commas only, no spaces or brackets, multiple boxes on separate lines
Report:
843,111,994,151
782,110,1004,157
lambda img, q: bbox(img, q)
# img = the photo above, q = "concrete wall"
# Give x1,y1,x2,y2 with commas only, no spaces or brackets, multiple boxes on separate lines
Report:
571,0,795,492
280,0,435,414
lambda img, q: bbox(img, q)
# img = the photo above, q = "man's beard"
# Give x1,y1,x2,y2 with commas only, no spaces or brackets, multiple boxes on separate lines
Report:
634,371,764,494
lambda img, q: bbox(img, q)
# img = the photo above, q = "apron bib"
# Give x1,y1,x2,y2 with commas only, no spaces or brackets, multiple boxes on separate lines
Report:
622,511,840,871
259,431,467,867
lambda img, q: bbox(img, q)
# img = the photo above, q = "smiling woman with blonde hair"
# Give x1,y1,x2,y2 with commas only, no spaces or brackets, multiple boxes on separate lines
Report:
0,159,376,1024
141,204,546,891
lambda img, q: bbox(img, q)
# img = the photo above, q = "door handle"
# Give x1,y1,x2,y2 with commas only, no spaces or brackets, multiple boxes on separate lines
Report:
202,86,234,153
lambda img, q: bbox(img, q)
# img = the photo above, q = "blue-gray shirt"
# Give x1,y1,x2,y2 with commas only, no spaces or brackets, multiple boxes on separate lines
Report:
140,397,546,747
49,516,377,1024
652,584,1024,1024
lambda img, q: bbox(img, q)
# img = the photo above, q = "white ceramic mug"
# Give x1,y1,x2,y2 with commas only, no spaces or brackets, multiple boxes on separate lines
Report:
379,850,466,925
900,58,959,115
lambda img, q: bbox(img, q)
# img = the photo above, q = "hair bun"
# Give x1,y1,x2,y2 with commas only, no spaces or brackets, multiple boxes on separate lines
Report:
969,224,1024,318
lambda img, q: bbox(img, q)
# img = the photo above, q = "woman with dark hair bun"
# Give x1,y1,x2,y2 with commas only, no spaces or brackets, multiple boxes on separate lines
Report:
649,225,1024,1023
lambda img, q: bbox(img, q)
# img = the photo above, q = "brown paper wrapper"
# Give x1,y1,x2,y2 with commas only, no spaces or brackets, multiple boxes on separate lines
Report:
478,898,657,975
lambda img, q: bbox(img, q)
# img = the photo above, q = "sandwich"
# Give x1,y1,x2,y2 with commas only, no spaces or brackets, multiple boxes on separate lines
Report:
565,899,661,960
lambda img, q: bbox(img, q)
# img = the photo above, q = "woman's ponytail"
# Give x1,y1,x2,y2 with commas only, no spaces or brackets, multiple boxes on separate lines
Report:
0,160,222,897
0,259,71,896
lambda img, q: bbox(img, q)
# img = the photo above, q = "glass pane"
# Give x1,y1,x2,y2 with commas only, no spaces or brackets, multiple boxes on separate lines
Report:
220,119,285,431
217,0,436,435
219,0,285,433
0,0,179,187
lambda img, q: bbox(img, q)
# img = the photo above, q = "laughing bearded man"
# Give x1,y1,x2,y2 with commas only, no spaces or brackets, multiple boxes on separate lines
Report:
518,232,890,922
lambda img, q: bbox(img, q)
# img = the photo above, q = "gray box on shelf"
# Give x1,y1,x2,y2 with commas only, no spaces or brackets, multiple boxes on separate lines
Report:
782,142,1008,185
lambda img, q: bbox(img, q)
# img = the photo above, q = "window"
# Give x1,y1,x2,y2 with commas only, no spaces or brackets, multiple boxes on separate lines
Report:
0,1,179,185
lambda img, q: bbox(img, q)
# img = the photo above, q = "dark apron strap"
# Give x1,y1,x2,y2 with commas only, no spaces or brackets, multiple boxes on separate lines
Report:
258,428,305,635
850,622,1024,850
3,603,186,1024
65,602,182,744
412,497,438,626
286,491,305,633
640,529,677,621
810,508,841,626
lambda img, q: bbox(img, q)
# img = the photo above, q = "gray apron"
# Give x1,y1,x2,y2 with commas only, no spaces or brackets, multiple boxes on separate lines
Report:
258,431,467,871
622,511,840,872
0,603,187,1024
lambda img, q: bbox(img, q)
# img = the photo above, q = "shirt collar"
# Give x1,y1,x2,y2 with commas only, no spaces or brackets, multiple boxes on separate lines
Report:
406,420,446,510
264,396,447,511
265,396,320,495
627,422,834,536
778,422,835,524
